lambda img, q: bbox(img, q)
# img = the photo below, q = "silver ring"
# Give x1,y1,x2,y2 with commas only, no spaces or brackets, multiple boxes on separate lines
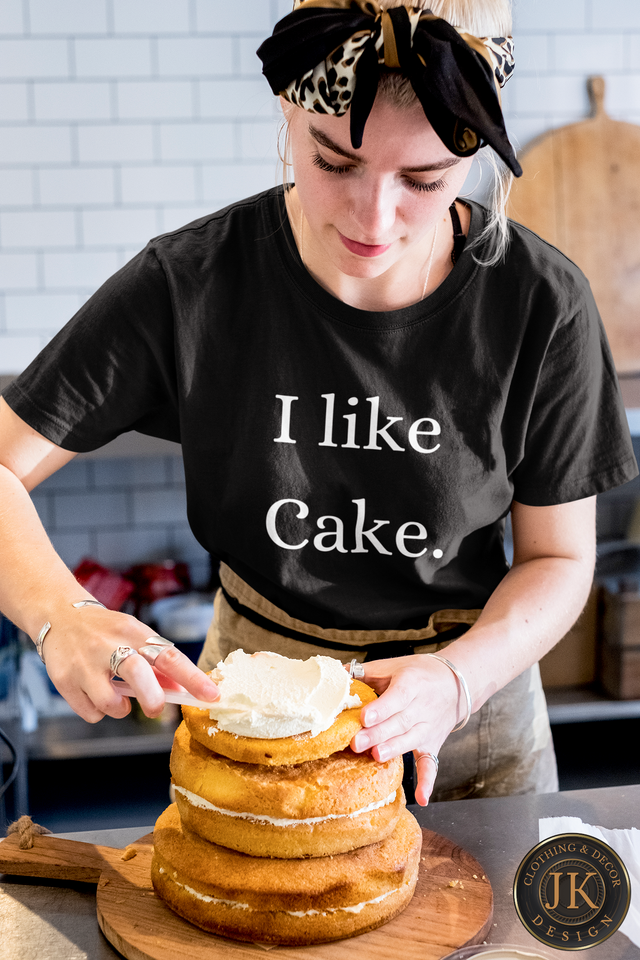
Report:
348,658,365,679
138,636,175,666
109,645,138,678
416,751,439,773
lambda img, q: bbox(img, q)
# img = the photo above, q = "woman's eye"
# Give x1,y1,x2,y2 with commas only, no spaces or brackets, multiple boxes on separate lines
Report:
404,177,447,193
312,152,353,175
311,154,447,193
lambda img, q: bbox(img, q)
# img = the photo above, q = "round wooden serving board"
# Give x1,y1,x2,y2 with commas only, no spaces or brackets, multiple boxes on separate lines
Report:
507,76,640,373
0,824,493,960
96,827,492,960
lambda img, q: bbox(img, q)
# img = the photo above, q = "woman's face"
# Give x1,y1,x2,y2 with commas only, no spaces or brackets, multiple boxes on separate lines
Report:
286,95,474,282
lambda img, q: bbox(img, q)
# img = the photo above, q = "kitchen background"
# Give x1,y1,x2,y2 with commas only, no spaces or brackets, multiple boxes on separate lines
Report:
1,0,640,831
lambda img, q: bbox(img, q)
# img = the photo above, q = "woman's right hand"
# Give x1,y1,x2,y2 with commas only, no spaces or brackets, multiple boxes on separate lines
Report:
0,400,219,723
41,603,219,722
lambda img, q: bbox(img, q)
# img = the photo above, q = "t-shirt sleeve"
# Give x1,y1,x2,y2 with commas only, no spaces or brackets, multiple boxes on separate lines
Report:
2,244,180,452
510,279,638,506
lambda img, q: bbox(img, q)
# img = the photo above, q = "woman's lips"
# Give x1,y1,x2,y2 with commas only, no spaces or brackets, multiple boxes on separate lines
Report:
339,232,392,258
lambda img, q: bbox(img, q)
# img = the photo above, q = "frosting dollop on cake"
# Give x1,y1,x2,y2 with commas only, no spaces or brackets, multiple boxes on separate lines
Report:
208,650,362,738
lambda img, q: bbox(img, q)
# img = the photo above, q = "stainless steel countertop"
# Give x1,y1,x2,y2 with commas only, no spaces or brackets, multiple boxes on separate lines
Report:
1,785,639,960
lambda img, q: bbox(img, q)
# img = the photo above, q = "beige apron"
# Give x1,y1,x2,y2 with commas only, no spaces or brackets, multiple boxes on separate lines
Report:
198,563,558,802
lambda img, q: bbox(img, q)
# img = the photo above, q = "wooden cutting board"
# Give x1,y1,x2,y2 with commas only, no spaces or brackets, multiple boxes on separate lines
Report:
0,825,493,960
507,76,640,373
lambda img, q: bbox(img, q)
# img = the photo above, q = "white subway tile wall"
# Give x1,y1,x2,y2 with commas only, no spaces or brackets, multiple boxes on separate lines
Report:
1,0,639,574
0,0,283,372
30,456,211,585
0,0,638,371
504,0,640,151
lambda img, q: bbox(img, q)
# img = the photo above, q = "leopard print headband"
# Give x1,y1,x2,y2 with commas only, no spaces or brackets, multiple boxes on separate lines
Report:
257,0,521,176
285,1,515,108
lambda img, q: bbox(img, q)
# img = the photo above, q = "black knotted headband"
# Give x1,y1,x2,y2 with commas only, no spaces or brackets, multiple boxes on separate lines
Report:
257,0,521,176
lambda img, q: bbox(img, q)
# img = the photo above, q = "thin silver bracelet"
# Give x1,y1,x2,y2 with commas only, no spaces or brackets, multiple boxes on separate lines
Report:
425,653,472,732
34,599,106,665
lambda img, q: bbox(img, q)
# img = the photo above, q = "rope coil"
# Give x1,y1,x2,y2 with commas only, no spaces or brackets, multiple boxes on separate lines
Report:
7,815,51,849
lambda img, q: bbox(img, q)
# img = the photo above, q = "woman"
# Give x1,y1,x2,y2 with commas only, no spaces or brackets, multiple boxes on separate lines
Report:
0,0,635,807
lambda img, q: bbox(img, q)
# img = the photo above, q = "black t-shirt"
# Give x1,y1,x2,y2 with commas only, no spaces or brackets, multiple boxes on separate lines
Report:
4,187,637,629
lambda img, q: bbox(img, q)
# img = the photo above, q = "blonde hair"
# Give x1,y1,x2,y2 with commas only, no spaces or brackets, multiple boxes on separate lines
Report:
378,0,514,264
381,0,511,36
280,0,514,264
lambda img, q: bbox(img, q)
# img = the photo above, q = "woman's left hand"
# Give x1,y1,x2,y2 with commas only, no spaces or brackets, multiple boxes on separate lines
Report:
349,655,463,806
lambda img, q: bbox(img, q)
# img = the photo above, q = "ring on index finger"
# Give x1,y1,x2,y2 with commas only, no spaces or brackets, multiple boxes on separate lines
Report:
109,645,138,678
138,636,175,666
416,751,439,774
348,659,365,679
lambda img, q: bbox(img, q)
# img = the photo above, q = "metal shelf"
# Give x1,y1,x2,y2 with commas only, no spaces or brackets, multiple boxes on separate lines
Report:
0,710,179,763
0,708,180,818
545,685,640,724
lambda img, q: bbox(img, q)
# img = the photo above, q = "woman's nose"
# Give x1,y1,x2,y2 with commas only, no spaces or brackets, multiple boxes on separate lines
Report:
349,181,396,240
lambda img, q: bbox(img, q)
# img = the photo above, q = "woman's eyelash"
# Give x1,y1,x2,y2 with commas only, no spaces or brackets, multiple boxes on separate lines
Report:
407,177,447,193
311,152,447,193
312,152,352,175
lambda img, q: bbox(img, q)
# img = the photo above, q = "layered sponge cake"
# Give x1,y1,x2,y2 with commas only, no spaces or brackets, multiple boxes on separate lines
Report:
152,802,422,946
171,721,405,858
151,650,422,944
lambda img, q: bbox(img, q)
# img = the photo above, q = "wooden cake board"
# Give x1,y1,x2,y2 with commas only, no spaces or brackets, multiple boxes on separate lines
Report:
507,76,640,374
0,826,493,960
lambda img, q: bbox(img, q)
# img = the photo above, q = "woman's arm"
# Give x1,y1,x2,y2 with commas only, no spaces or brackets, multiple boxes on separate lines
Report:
351,496,596,804
0,397,218,721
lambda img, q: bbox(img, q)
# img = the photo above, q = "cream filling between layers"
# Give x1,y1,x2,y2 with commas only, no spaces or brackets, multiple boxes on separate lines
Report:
158,866,405,916
158,867,250,910
174,784,397,826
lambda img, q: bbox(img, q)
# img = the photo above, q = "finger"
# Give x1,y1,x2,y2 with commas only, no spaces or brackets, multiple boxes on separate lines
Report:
95,688,134,721
117,653,168,718
353,718,431,770
352,706,417,754
49,661,133,722
359,671,418,730
414,752,439,806
351,658,396,697
145,645,219,702
57,681,125,724
86,667,138,719
369,731,415,763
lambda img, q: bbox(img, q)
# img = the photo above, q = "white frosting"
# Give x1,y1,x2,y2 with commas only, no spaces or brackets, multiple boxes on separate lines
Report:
174,785,397,826
162,869,404,917
287,886,399,916
454,953,551,960
181,883,250,910
207,649,361,738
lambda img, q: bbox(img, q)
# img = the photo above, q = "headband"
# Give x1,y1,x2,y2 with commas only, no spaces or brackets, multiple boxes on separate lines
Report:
257,0,521,176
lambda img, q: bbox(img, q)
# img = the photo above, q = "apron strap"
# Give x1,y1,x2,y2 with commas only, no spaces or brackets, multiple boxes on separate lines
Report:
219,563,482,657
449,202,467,265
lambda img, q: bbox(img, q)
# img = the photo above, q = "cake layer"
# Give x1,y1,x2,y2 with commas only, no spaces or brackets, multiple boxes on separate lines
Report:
171,722,403,857
182,677,376,765
151,802,422,945
171,721,402,820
